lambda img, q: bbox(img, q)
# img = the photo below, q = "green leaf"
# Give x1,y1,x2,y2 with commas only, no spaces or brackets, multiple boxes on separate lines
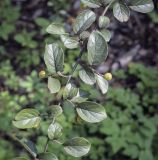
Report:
14,109,39,120
44,43,64,74
95,74,108,94
60,35,79,49
99,16,110,28
123,144,139,159
63,100,76,109
38,153,58,160
80,31,90,40
87,31,108,65
100,0,114,5
100,29,112,42
76,102,107,123
35,17,50,27
113,2,130,22
50,105,63,117
129,0,154,13
139,150,154,160
73,10,96,34
81,0,101,8
13,109,41,129
48,77,61,94
12,158,28,160
20,139,37,158
79,68,96,85
46,23,66,35
63,137,91,157
106,136,125,153
63,83,78,99
71,90,89,103
48,122,62,140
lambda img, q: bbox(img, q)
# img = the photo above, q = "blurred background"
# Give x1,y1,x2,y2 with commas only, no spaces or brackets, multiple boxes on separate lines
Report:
0,0,158,160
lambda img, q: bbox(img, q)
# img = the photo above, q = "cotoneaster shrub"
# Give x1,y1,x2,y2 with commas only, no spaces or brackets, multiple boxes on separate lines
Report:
13,0,154,159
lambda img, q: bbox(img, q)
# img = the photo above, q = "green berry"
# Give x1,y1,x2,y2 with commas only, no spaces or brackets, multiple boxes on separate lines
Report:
104,73,112,81
39,70,46,78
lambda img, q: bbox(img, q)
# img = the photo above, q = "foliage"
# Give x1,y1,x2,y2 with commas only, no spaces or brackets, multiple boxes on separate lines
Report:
88,63,158,160
0,0,157,160
148,11,158,23
1,60,158,160
11,0,155,159
0,0,20,40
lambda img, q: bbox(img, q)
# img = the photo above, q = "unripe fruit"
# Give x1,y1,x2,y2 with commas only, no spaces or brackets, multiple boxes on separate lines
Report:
104,73,112,81
99,16,110,29
39,70,46,78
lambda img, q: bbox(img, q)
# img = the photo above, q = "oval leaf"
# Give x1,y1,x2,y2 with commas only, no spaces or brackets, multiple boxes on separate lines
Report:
71,90,89,103
81,0,101,8
129,0,154,13
46,23,66,35
88,31,108,65
80,31,90,40
60,35,79,49
44,43,64,74
63,83,78,100
48,122,62,140
76,102,107,123
79,68,96,85
73,10,96,34
95,74,108,94
38,153,58,160
13,109,41,129
100,29,112,42
63,137,91,157
48,77,61,94
20,139,37,158
50,105,63,117
113,2,130,22
99,16,110,28
15,109,39,120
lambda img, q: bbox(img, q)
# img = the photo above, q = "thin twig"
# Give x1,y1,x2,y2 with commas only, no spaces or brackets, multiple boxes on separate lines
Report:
102,1,113,16
66,44,86,84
